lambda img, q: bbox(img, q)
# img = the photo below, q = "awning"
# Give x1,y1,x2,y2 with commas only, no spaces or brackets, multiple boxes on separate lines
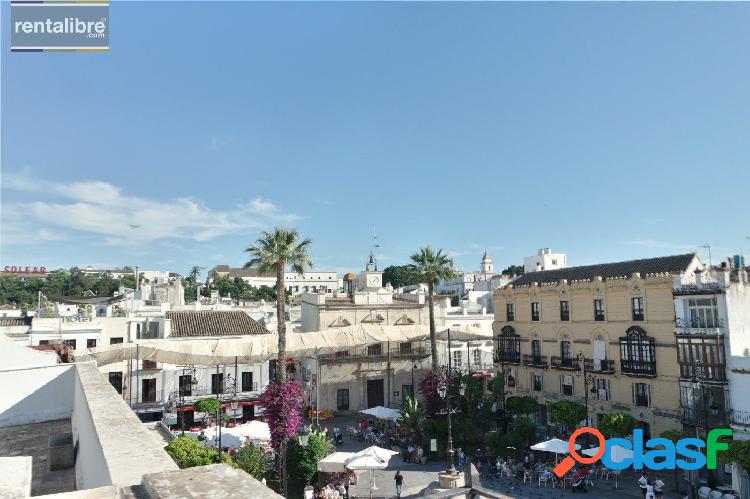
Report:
318,452,354,473
239,401,260,406
79,324,493,367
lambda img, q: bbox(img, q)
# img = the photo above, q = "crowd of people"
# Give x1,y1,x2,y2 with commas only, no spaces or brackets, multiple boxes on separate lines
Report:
317,470,355,499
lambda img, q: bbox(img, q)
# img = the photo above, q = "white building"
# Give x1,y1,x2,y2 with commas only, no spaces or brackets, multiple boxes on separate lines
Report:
207,265,342,295
436,252,512,311
523,247,567,274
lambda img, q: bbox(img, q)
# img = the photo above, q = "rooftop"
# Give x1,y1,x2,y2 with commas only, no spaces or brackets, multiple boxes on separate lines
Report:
166,310,270,337
509,253,697,287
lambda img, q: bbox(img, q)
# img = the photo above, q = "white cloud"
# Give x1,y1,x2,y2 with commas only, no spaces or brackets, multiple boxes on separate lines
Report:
2,173,302,246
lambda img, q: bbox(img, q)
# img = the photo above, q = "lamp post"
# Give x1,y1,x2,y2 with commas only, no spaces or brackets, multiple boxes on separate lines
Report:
438,328,465,475
576,352,596,447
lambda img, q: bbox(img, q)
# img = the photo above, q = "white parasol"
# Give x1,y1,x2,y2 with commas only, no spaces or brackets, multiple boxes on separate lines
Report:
359,406,401,421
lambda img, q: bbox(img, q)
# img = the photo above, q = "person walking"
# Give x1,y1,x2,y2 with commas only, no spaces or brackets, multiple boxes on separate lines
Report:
654,475,665,499
638,471,649,499
394,470,404,498
645,478,656,499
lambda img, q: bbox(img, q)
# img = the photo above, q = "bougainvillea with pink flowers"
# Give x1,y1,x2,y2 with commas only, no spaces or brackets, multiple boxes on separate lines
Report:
418,368,448,416
259,379,305,450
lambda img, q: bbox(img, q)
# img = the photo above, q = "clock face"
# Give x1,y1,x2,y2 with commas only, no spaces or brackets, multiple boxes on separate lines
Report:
368,276,380,286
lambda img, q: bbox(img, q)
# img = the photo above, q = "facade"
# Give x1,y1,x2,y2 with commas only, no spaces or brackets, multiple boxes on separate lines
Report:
207,265,342,295
436,251,504,296
523,247,568,274
493,253,701,438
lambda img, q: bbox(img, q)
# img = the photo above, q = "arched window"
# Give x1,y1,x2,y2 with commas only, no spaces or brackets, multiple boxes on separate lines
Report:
620,326,656,376
495,326,520,364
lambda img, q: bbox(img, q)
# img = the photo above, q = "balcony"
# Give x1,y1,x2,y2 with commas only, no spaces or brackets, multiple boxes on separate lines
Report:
551,356,577,370
170,384,261,406
679,364,726,382
523,354,548,368
675,318,725,337
621,359,656,377
682,406,729,428
585,358,616,374
731,409,750,427
494,351,521,365
318,343,430,364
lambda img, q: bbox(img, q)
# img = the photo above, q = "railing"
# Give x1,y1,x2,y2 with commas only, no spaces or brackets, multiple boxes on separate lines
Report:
675,318,724,337
523,354,548,368
682,407,729,428
493,352,521,364
170,384,260,405
584,358,616,374
632,312,644,321
318,343,429,364
620,359,656,376
594,312,605,322
550,356,577,370
560,311,570,321
731,409,750,426
506,313,514,321
679,364,726,382
673,284,724,296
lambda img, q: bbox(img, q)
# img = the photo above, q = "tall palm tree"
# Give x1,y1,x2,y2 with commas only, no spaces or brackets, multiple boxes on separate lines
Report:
410,246,456,368
244,228,313,382
188,266,204,284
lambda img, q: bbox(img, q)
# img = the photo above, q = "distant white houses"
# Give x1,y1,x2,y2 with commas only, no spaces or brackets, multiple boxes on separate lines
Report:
523,247,567,274
207,265,342,295
436,251,513,312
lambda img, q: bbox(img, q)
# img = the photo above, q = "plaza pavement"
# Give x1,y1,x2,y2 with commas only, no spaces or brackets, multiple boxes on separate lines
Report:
314,414,685,498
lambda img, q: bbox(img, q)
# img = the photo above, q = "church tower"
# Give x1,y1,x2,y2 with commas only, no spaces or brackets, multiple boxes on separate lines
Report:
481,250,494,274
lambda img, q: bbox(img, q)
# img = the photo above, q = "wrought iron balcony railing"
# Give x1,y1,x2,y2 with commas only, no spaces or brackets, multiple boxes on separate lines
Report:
621,359,656,377
679,364,726,382
551,356,577,370
318,343,429,364
494,351,521,364
731,409,750,427
584,358,616,374
523,354,548,368
675,318,725,337
682,406,729,428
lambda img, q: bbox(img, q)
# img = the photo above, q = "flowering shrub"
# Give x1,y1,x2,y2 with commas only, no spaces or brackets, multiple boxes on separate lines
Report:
260,379,305,450
418,368,448,416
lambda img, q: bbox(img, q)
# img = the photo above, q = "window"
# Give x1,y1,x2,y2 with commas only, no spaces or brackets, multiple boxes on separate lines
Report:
532,373,543,392
335,350,350,358
242,371,254,392
596,379,609,401
110,337,123,345
179,375,192,397
402,384,414,399
531,302,540,321
63,339,77,350
86,339,97,349
632,297,644,321
561,375,574,396
142,360,157,370
620,326,656,376
594,299,605,321
472,349,481,367
399,342,412,355
337,389,350,411
531,339,542,360
634,383,651,407
211,373,225,395
677,337,726,381
109,372,123,394
142,378,157,403
38,340,50,346
452,350,462,367
560,301,570,321
495,326,520,363
506,303,515,321
687,298,720,328
367,344,382,356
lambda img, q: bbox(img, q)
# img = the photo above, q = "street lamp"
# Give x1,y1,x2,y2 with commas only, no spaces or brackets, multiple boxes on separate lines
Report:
576,352,596,447
298,425,312,447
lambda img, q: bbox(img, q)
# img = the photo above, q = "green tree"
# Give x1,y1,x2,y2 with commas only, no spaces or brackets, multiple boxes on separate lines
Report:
165,435,234,468
287,430,334,485
599,412,639,439
234,444,271,481
501,265,524,277
726,440,750,471
505,396,539,416
549,400,587,433
382,264,421,289
410,247,456,368
511,417,537,447
397,396,425,441
244,228,313,382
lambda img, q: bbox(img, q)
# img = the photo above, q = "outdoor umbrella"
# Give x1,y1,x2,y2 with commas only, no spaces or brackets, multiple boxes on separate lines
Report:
318,451,355,473
345,446,399,499
359,406,401,421
227,420,271,441
530,438,581,464
582,444,633,489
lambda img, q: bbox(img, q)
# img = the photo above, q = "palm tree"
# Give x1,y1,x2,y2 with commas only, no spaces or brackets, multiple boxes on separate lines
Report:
410,246,456,368
244,228,312,382
188,266,204,285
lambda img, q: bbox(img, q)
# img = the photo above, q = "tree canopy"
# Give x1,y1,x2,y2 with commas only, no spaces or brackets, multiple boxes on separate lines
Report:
599,412,639,438
382,264,422,289
505,396,540,416
549,400,587,432
501,265,524,277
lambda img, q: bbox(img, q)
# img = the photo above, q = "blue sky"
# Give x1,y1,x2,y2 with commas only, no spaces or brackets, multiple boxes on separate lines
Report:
2,2,749,277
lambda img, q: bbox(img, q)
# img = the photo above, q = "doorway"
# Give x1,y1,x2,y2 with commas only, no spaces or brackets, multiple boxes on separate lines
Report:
366,379,384,408
142,378,157,403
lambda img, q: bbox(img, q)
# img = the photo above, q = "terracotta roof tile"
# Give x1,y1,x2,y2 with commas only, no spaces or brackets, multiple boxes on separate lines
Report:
166,311,269,337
